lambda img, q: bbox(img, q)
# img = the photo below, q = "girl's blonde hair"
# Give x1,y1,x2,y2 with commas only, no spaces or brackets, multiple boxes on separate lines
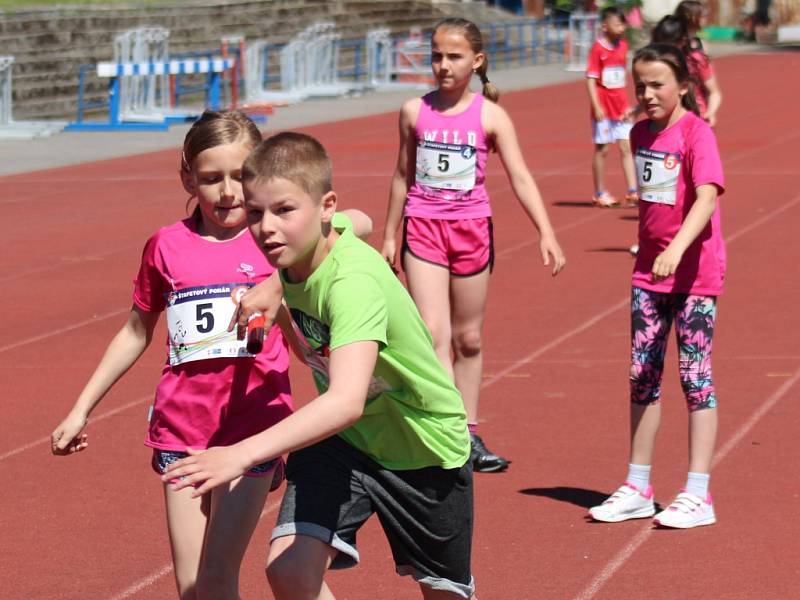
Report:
180,109,262,217
432,18,499,103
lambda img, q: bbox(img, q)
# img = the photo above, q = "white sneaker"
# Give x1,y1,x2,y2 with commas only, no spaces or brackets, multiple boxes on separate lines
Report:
589,483,655,522
653,491,716,529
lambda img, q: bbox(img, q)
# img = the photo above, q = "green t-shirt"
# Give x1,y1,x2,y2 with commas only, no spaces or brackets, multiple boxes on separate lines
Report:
280,213,469,470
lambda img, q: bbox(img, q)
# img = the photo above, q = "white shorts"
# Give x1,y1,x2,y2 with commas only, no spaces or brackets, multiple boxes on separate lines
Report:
592,119,632,145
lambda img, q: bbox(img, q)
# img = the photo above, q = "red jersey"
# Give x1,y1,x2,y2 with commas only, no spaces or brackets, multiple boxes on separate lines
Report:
586,37,630,121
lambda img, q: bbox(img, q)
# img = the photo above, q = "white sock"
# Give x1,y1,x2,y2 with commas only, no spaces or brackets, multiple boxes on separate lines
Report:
685,472,710,499
626,463,651,492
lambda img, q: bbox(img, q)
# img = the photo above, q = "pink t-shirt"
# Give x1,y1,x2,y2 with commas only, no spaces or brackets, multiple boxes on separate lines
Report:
630,111,726,296
586,37,630,121
687,50,714,117
404,92,491,220
134,217,293,451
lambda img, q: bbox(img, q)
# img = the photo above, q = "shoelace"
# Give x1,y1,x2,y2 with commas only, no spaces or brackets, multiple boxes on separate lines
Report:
667,493,702,513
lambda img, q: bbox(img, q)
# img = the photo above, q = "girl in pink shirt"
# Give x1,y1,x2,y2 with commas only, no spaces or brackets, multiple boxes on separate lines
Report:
380,18,566,473
50,110,294,598
589,44,725,529
652,14,723,127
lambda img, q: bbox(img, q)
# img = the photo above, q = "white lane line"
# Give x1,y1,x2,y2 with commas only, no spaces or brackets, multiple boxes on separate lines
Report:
573,364,800,600
0,394,152,462
0,308,129,354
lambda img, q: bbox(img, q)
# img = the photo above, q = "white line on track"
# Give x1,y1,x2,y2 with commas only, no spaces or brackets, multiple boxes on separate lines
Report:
573,365,800,600
0,308,129,355
0,394,152,462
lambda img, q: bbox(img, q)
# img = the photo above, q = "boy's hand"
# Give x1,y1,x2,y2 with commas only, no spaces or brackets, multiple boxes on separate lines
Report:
651,246,683,281
539,235,566,276
229,275,283,340
622,107,636,123
594,107,606,121
51,412,89,455
162,446,250,497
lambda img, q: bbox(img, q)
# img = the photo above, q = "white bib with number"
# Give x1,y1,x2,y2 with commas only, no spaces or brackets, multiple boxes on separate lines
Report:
601,66,626,89
166,283,253,366
415,140,477,191
635,148,681,206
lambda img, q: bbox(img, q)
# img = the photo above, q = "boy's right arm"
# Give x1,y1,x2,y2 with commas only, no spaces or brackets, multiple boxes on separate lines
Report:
51,306,159,455
163,339,379,496
380,99,418,269
586,78,606,121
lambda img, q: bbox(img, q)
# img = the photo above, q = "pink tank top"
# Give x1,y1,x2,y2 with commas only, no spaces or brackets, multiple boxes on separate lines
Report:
405,92,491,220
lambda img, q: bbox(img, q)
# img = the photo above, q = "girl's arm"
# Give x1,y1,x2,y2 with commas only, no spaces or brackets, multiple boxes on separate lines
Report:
51,305,160,455
487,102,566,276
380,99,420,268
340,208,373,241
702,77,722,127
651,184,718,281
585,78,606,121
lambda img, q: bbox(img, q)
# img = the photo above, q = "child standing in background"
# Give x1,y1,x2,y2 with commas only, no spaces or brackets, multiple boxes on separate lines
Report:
586,6,639,208
380,18,566,473
51,110,294,598
589,44,726,529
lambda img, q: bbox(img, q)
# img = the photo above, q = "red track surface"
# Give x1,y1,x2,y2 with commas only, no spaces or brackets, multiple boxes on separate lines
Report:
2,52,798,599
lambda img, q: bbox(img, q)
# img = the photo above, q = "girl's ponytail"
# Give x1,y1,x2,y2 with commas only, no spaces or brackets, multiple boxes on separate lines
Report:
475,60,500,103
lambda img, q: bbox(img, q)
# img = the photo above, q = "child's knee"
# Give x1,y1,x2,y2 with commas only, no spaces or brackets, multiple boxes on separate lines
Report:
453,329,482,358
266,548,323,598
195,566,234,600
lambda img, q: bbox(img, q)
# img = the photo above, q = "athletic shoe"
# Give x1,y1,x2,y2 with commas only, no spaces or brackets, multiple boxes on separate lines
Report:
470,433,509,473
653,491,716,529
629,243,639,256
592,192,620,208
624,192,639,207
588,482,655,522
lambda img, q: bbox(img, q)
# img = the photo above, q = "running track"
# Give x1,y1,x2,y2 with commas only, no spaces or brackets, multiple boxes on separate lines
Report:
1,51,798,599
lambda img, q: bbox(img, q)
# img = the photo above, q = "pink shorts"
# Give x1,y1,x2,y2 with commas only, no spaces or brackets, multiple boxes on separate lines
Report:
402,216,493,276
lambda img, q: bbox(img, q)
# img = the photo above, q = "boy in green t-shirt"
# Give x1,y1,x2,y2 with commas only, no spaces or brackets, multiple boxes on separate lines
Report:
164,132,476,599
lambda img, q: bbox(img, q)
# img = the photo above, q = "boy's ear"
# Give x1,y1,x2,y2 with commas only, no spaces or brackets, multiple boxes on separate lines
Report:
180,168,196,197
320,191,337,223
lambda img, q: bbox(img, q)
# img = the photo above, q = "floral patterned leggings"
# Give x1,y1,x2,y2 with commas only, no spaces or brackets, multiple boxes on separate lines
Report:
630,287,717,412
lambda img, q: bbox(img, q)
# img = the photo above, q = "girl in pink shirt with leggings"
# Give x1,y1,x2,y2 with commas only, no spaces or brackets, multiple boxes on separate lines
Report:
381,18,566,473
589,44,726,529
51,110,294,598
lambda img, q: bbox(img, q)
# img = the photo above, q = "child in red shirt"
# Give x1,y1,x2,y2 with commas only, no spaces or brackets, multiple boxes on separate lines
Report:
586,6,638,207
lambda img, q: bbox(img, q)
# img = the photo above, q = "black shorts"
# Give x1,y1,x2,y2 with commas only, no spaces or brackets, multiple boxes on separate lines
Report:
272,435,475,598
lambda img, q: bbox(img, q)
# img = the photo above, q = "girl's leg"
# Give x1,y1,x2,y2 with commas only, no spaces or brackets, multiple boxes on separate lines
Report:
404,252,454,378
449,268,491,424
266,534,338,600
628,288,673,466
674,295,719,475
163,483,211,600
196,473,271,600
420,586,477,600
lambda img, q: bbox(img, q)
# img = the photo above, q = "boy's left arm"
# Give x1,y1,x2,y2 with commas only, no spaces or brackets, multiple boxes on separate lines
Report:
162,340,378,496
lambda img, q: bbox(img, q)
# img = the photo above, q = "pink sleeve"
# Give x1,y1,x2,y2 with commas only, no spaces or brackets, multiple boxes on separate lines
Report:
688,121,725,195
133,234,167,313
691,51,714,82
586,43,601,78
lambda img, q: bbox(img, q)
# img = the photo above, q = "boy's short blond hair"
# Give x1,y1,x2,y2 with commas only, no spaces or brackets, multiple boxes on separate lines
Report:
243,132,332,200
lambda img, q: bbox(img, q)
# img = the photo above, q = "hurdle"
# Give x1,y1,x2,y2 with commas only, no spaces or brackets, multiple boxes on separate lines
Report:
66,58,234,131
366,28,433,91
0,56,67,139
565,12,599,72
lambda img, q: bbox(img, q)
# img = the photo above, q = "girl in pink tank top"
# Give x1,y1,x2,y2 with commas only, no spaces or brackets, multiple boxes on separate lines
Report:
381,18,567,473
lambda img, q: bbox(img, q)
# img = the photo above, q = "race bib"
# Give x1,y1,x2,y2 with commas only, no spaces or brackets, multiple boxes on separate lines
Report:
601,66,626,89
416,140,477,191
635,148,682,206
166,283,253,366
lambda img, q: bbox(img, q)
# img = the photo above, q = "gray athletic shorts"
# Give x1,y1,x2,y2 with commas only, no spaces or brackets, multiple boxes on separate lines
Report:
272,435,475,598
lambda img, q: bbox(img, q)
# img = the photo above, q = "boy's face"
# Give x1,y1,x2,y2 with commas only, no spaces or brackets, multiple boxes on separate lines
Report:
602,15,626,40
244,176,336,278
